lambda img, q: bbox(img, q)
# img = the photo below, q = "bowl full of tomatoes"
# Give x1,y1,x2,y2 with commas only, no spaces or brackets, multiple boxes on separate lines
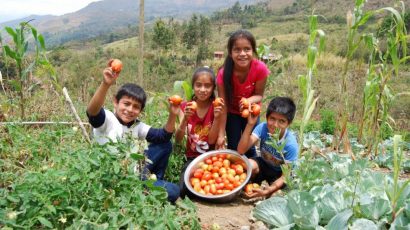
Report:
184,149,252,203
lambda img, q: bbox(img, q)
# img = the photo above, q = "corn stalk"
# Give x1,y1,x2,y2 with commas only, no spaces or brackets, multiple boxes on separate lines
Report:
358,2,408,155
332,0,374,155
386,135,409,223
298,15,324,155
2,21,56,120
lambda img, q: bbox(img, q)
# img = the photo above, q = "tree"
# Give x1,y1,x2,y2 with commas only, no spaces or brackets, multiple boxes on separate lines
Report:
152,19,175,50
182,14,199,49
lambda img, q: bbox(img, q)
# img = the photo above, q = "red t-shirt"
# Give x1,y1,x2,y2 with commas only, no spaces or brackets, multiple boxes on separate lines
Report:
216,59,270,114
180,101,215,158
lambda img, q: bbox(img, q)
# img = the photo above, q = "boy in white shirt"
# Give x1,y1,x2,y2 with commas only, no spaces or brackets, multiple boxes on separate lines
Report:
86,60,180,202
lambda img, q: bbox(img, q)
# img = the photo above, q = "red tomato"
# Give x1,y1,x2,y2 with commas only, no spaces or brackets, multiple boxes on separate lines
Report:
205,158,213,165
216,183,225,190
213,97,223,107
212,172,220,179
233,181,241,188
235,165,244,175
241,109,250,118
215,177,223,184
169,95,183,105
244,183,254,194
217,153,226,160
228,168,236,176
200,180,207,187
204,185,210,193
213,161,223,168
111,59,123,73
191,178,200,186
211,156,218,162
219,167,227,175
223,159,230,168
210,184,217,194
225,183,234,190
202,172,212,181
227,174,235,183
251,104,261,116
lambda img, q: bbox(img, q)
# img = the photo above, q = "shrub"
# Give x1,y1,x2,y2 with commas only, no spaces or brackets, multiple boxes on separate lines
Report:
320,109,336,134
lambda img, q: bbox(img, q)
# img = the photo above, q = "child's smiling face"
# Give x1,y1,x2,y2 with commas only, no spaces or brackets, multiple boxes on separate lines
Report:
114,95,142,124
266,112,290,136
230,38,254,69
193,73,214,102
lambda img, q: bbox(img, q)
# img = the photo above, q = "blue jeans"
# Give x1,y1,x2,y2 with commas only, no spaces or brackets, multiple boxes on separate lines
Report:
144,141,180,203
226,113,259,158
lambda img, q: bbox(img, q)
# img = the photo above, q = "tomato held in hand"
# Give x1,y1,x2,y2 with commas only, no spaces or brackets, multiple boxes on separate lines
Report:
241,109,250,118
111,59,123,73
191,101,197,111
240,98,249,109
251,104,261,116
213,97,223,107
169,95,183,105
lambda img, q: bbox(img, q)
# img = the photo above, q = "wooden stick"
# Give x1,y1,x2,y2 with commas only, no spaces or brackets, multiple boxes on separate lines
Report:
63,87,91,143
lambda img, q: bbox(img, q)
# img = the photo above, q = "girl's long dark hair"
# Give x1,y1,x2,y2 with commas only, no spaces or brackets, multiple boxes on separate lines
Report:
222,29,257,110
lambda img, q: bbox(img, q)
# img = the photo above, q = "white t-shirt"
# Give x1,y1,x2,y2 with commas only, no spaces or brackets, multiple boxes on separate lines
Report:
91,109,151,144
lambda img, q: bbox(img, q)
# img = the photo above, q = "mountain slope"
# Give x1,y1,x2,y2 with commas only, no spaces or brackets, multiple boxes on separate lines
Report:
0,0,260,46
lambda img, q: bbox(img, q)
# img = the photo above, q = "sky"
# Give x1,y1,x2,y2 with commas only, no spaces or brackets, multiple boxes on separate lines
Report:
0,0,101,23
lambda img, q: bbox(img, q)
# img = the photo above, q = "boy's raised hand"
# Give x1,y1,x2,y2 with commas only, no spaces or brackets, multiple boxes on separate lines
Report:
168,101,181,117
102,59,120,85
247,110,259,126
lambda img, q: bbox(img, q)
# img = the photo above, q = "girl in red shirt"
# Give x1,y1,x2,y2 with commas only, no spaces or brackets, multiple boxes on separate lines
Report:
175,67,224,197
216,29,270,158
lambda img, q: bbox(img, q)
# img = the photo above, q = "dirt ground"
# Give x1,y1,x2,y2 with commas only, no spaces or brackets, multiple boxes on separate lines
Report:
193,196,267,230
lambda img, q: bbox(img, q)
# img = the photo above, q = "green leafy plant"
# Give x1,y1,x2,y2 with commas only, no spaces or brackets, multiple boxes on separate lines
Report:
297,14,324,155
0,125,199,229
386,135,410,223
357,3,409,155
1,21,56,119
320,109,336,135
266,128,293,190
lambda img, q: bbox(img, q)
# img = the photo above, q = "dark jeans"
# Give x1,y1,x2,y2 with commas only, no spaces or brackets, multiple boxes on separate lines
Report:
226,113,259,158
143,141,180,203
251,157,283,185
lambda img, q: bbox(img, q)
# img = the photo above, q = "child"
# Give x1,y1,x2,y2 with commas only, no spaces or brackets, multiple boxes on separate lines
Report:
237,97,298,199
216,29,270,158
86,59,180,203
175,66,224,197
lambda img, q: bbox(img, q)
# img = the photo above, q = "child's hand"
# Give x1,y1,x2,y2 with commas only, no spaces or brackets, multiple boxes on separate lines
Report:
239,97,250,112
213,98,225,119
102,59,120,85
243,187,269,199
183,101,197,119
215,136,226,150
247,111,258,126
168,101,180,116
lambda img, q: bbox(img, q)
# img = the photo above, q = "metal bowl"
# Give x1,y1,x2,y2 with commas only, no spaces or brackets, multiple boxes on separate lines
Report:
184,149,252,203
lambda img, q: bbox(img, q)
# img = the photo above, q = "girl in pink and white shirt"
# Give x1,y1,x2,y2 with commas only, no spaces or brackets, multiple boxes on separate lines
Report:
216,29,270,158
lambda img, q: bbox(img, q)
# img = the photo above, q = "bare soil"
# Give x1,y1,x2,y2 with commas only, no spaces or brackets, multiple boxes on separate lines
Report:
192,196,265,230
